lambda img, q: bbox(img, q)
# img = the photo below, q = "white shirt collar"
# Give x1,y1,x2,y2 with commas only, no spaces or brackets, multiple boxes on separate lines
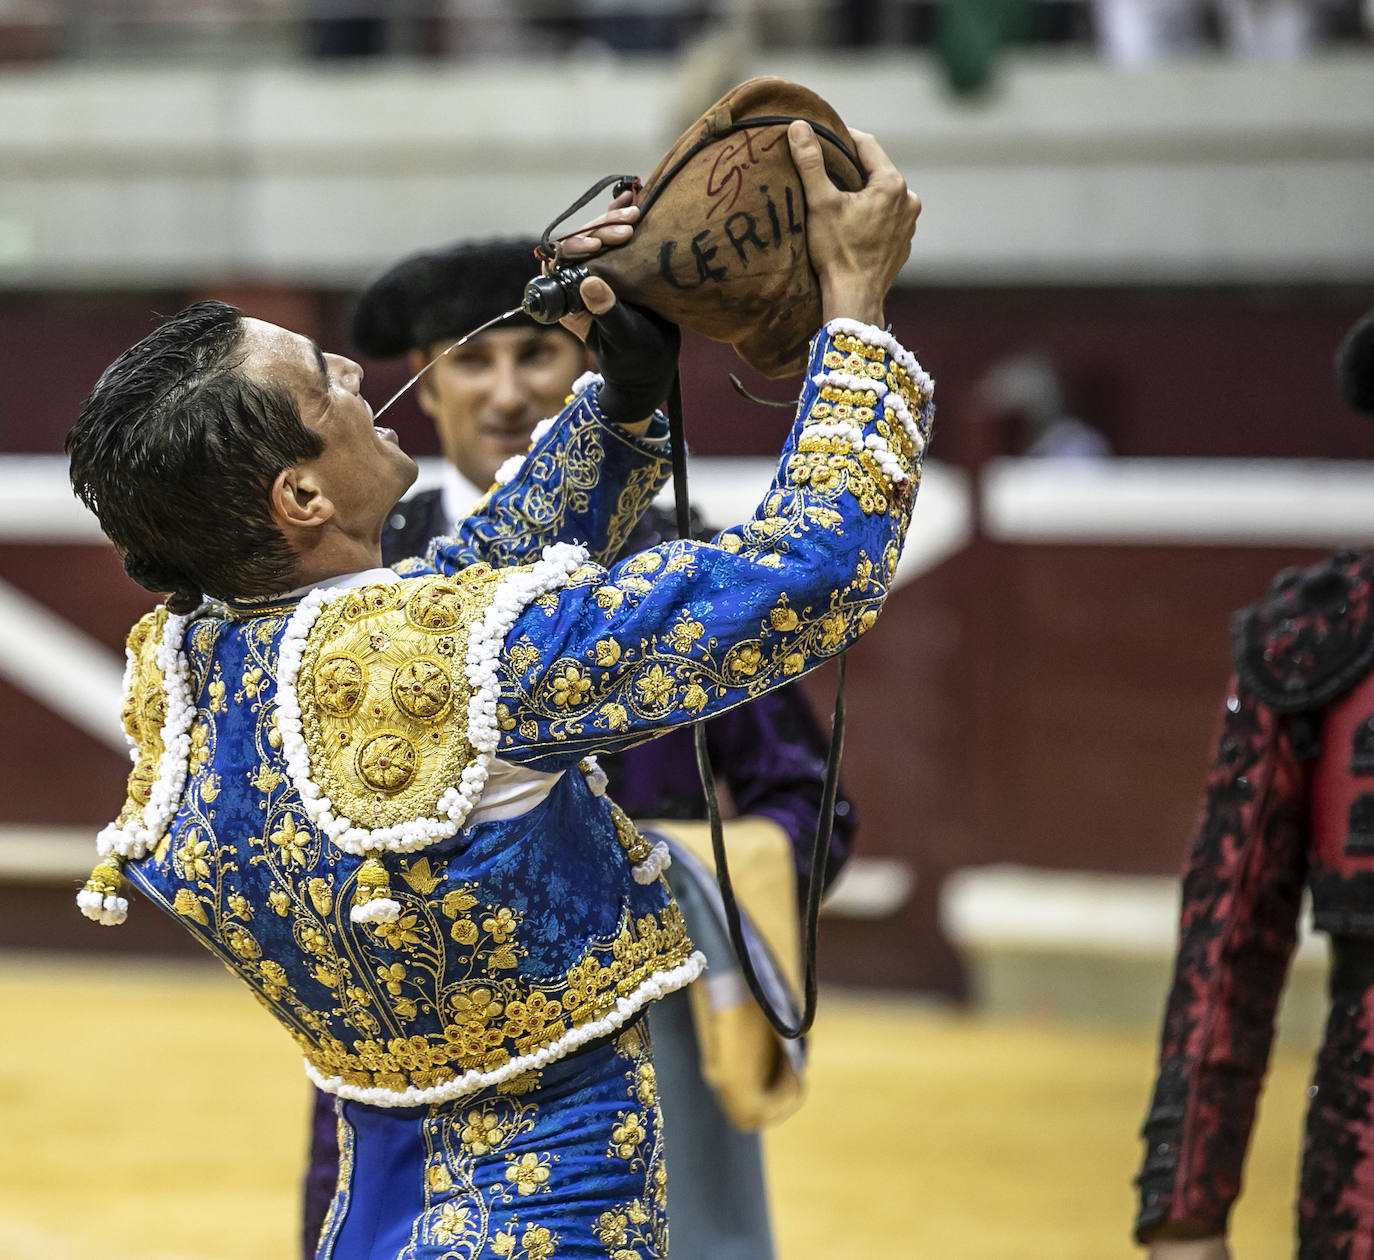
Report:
275,567,399,603
439,462,488,534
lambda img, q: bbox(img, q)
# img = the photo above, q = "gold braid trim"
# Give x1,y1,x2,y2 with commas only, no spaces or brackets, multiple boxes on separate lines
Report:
114,608,170,831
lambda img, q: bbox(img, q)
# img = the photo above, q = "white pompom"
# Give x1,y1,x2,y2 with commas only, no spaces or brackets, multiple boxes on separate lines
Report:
349,898,402,924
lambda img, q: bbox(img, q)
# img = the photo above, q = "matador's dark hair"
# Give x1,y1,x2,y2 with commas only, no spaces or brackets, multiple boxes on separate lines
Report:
66,300,324,613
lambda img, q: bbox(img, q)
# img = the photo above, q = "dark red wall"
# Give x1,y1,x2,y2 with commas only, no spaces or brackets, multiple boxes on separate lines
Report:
7,284,1373,459
5,283,1372,989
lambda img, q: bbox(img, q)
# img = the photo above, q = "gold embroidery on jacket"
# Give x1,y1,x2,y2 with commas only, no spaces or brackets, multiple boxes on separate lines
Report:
297,572,501,829
293,901,692,1093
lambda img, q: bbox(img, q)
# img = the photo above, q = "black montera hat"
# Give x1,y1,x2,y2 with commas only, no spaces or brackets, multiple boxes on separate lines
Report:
351,237,543,358
1336,307,1374,418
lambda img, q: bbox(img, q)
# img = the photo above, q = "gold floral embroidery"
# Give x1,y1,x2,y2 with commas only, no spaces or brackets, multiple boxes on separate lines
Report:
504,1151,552,1196
177,831,212,882
259,959,289,998
399,857,444,895
269,813,310,868
188,720,212,770
665,616,703,653
250,764,286,793
608,1111,647,1161
223,922,261,960
307,877,333,915
506,638,541,676
515,1224,557,1260
460,1108,508,1156
172,887,208,925
633,1060,656,1108
596,1026,667,1258
239,666,265,701
373,910,425,950
550,665,593,710
291,902,691,1093
432,1201,471,1244
631,665,674,710
441,886,478,918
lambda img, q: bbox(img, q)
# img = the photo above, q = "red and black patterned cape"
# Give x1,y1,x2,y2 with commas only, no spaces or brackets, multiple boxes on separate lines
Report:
1137,549,1374,1254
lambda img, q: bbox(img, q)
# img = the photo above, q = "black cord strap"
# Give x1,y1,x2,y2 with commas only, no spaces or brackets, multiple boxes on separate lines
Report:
536,174,640,266
666,373,845,1040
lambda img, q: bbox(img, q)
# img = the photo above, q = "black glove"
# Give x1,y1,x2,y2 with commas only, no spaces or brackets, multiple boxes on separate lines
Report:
585,298,681,426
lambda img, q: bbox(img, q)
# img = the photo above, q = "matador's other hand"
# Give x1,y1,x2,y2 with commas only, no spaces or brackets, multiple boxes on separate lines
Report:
579,279,680,428
551,189,640,343
788,122,920,329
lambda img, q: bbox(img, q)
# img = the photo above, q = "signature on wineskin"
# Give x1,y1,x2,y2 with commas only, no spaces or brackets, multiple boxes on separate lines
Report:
705,128,787,219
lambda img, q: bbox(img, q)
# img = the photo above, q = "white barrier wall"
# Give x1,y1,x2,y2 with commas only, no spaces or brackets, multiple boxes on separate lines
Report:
1,53,1371,287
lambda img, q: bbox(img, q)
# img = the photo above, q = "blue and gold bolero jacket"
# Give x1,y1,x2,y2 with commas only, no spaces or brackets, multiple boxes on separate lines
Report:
78,320,933,1110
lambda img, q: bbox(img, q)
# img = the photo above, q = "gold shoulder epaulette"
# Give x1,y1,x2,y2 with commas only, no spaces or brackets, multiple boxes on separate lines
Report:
295,568,504,836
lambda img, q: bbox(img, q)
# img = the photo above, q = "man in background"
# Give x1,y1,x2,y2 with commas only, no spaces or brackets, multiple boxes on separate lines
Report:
1136,308,1374,1258
293,237,857,1259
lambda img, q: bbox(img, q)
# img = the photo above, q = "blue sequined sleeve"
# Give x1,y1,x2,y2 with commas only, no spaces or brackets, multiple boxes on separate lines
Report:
418,385,673,574
492,321,934,771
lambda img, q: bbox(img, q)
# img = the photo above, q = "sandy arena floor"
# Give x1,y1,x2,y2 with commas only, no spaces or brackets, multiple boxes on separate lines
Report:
0,953,1315,1259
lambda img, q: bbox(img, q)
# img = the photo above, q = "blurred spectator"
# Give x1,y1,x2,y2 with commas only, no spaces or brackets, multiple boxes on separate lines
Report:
935,0,1033,93
445,0,531,58
1092,0,1206,62
575,0,714,53
304,0,389,57
1093,0,1360,64
304,0,445,58
978,350,1112,459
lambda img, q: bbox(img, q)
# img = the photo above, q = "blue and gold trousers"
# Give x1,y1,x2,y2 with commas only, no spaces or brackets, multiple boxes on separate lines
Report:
316,1025,666,1259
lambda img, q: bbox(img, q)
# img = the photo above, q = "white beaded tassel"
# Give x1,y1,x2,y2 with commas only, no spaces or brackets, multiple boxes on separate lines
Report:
76,857,129,925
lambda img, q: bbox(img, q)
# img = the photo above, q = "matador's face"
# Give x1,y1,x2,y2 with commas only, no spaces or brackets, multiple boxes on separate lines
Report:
239,318,418,546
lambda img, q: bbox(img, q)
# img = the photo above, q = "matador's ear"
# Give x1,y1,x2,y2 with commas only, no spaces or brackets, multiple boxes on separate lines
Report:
270,465,333,532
